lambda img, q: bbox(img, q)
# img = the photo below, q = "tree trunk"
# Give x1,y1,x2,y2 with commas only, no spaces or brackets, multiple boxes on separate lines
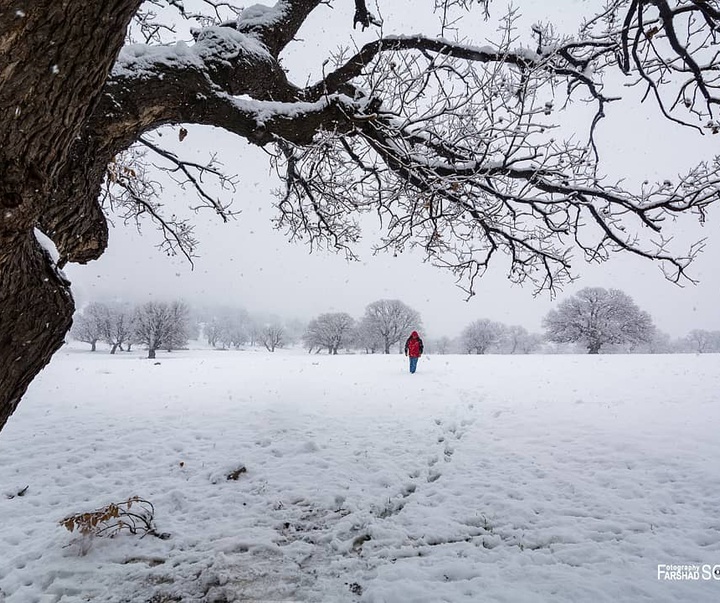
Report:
91,341,97,352
148,348,156,359
588,341,601,354
0,234,74,432
384,343,391,354
0,0,141,432
110,343,118,354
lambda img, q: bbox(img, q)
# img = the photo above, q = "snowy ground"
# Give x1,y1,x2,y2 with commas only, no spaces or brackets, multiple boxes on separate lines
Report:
1,347,719,602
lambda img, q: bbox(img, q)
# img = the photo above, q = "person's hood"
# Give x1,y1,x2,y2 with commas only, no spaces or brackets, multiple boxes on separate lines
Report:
411,331,419,338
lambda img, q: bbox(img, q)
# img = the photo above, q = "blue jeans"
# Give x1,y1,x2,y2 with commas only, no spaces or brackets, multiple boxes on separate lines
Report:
409,356,419,373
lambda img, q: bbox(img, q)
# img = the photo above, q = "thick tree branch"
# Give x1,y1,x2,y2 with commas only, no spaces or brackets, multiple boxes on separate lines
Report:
233,0,324,57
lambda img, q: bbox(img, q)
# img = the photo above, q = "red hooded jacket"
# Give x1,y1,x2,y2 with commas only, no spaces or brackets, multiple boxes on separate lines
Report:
404,331,424,358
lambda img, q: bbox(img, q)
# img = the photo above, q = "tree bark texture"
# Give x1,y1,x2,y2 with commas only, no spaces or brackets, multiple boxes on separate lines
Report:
0,0,142,432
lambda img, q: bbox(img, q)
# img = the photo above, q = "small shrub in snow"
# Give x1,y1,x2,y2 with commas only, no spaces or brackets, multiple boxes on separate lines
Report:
60,496,169,540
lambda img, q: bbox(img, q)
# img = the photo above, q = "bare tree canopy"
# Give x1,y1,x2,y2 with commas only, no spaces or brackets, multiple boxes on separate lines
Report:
1,0,720,431
258,324,285,352
362,299,422,354
685,329,720,353
461,319,505,354
70,303,111,352
304,312,356,354
543,287,655,353
133,300,189,358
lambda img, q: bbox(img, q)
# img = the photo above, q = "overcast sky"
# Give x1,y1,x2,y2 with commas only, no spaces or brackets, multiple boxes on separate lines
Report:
65,0,720,339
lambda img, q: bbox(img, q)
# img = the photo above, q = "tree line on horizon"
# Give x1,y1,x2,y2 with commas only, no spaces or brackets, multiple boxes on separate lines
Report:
71,289,720,358
70,301,305,358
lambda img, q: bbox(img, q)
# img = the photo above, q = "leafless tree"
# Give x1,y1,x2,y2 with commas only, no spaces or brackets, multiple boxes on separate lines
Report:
361,300,422,354
433,336,453,355
685,329,720,353
627,328,675,354
259,324,285,352
354,318,383,354
543,287,655,354
461,319,505,354
133,301,188,358
70,302,111,352
498,325,544,354
517,332,545,355
102,302,134,354
203,307,250,348
304,312,356,354
204,317,223,348
3,1,720,431
165,300,191,351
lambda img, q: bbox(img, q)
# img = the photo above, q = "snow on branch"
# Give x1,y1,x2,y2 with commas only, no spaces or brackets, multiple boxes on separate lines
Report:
95,1,720,293
274,11,720,295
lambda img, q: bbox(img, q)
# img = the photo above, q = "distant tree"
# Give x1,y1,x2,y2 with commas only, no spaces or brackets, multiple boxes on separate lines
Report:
506,327,545,354
685,329,720,353
498,325,544,354
185,314,201,343
102,302,133,354
304,313,356,354
165,301,190,351
248,323,262,348
259,324,285,353
215,309,250,349
362,300,422,354
461,319,505,354
633,329,674,354
354,318,383,354
543,287,654,354
70,302,110,352
204,317,223,348
521,333,545,354
434,336,452,355
133,301,186,359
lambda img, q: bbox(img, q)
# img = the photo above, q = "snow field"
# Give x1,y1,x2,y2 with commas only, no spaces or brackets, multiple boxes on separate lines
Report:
1,349,719,602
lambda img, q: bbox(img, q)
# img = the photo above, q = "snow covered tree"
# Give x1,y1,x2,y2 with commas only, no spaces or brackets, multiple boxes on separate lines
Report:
2,1,720,431
354,318,383,354
304,312,356,354
685,329,720,353
259,324,285,352
102,302,134,354
433,336,453,355
165,301,191,351
461,319,505,354
204,317,222,348
133,301,188,358
70,302,111,352
361,300,422,354
631,328,675,354
203,307,251,349
220,319,248,349
499,325,544,354
543,287,655,354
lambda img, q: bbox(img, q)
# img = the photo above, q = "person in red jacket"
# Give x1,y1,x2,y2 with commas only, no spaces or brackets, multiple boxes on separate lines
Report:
404,331,424,374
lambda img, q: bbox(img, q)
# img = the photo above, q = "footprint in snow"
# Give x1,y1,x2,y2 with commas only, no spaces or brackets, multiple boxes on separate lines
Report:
427,469,441,483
